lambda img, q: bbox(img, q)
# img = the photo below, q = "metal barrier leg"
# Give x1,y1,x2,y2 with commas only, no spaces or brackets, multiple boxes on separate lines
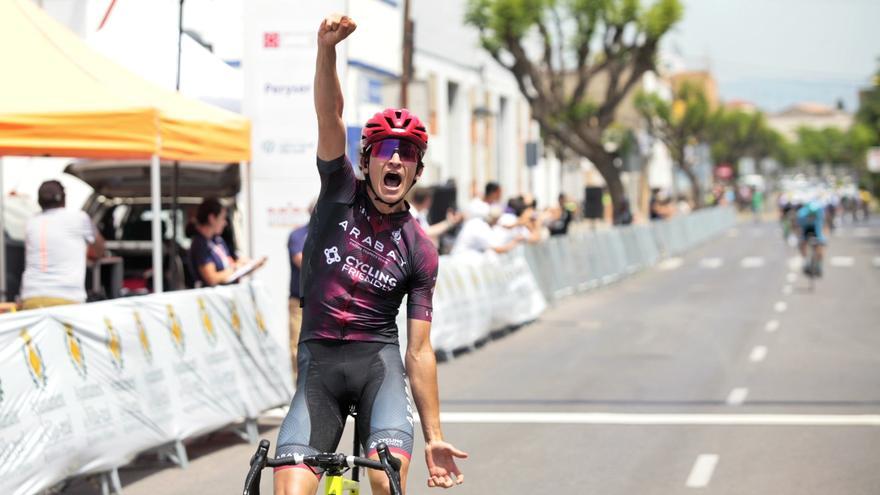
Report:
100,468,122,495
230,418,259,444
158,440,189,469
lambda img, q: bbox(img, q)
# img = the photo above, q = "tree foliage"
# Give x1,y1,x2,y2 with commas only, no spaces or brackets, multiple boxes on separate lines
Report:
795,124,874,166
635,81,711,205
465,0,683,217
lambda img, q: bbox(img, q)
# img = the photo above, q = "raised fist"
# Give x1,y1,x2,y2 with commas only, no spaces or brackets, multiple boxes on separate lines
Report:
318,14,357,47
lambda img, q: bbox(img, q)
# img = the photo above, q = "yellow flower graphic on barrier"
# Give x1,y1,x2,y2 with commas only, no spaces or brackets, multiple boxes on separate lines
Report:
64,323,87,379
166,304,185,354
105,317,124,370
133,311,152,364
229,301,242,338
21,328,47,388
251,291,268,336
198,297,217,346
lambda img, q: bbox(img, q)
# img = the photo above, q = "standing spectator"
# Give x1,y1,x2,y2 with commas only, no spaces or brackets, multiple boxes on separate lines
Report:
548,194,574,235
287,214,309,381
468,181,503,216
410,187,462,247
614,198,634,225
21,180,105,309
187,197,263,287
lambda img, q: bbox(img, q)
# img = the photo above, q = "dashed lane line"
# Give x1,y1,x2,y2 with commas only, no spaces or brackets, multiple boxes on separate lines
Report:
749,346,768,363
786,273,797,283
726,388,749,406
774,301,787,313
740,256,765,268
782,285,792,295
700,257,723,269
659,257,684,271
765,320,780,333
830,256,855,267
874,257,880,268
686,454,719,488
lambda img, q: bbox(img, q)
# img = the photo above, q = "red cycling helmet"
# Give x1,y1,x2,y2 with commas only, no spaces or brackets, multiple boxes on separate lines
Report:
361,108,428,152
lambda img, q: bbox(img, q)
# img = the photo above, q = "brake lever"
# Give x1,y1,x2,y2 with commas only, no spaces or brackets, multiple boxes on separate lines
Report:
376,443,403,495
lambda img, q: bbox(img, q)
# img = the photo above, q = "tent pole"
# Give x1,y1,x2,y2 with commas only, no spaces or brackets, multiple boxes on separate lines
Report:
0,156,6,302
170,162,179,289
241,161,254,258
150,154,164,293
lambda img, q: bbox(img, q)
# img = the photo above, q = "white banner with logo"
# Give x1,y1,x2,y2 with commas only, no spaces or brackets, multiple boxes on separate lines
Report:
242,0,347,358
0,282,292,495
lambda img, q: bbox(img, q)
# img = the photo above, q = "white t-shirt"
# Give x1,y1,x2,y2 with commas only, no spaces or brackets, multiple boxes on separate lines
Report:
21,208,96,303
451,217,495,255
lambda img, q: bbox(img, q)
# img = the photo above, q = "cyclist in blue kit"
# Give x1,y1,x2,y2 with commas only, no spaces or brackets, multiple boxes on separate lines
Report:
273,14,467,495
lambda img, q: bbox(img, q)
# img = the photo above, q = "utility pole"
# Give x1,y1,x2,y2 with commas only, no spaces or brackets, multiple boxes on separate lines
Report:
169,0,185,291
400,0,413,108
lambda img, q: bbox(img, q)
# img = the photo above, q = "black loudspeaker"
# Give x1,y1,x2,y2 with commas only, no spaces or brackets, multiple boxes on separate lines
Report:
583,187,604,219
428,184,458,225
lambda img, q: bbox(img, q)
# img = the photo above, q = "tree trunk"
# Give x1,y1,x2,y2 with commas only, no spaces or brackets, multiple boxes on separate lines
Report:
680,165,703,209
590,150,625,222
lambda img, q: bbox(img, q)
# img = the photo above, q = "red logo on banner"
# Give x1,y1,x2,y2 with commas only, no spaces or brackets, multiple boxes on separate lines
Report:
264,32,280,48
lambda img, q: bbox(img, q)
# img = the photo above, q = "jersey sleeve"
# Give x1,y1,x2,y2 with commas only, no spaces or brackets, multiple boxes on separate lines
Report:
317,154,357,204
190,237,214,269
407,241,439,322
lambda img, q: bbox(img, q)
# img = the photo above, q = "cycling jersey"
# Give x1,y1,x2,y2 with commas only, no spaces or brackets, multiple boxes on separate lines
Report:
298,154,438,344
797,202,826,244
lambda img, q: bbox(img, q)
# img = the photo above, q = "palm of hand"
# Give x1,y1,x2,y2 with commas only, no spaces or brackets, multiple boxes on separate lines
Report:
425,442,467,488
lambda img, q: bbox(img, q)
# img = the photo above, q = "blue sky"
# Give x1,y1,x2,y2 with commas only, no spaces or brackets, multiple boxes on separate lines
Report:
662,0,880,112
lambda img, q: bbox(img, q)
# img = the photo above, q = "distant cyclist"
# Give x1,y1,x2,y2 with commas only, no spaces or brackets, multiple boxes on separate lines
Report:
273,14,467,495
796,198,827,277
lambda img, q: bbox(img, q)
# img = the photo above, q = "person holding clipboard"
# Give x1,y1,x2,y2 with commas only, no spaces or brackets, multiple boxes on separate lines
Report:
187,198,265,287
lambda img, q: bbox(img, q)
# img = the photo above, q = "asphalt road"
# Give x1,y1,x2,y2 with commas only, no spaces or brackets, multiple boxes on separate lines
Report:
63,216,880,495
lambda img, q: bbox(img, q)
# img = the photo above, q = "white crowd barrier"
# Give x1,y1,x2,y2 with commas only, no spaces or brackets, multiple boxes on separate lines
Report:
0,282,292,495
433,207,736,352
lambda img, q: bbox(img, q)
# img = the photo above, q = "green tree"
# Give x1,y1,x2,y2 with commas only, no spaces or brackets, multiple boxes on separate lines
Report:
635,81,711,207
796,125,873,166
706,108,784,174
465,0,684,220
855,62,880,144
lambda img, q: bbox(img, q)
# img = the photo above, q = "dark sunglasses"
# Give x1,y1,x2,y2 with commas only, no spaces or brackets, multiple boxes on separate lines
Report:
369,139,422,164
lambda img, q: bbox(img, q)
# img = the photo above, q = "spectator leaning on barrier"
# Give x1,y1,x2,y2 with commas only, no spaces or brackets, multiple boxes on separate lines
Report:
20,180,105,310
410,186,463,248
287,204,312,381
452,202,521,255
187,197,264,287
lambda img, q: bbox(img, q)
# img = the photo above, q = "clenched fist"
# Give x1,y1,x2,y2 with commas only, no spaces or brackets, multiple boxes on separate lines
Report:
318,14,357,47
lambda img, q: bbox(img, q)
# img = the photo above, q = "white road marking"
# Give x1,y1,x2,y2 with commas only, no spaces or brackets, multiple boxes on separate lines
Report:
765,320,780,332
874,257,880,268
774,301,787,313
787,256,803,271
830,256,854,267
726,388,749,405
749,346,768,362
854,227,870,238
432,412,880,426
740,256,765,268
700,257,723,269
782,285,792,295
786,273,797,283
751,229,763,238
659,257,684,271
686,454,719,488
727,229,739,238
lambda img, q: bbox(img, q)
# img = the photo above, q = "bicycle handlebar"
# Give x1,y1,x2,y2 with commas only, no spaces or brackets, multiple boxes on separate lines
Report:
243,440,402,495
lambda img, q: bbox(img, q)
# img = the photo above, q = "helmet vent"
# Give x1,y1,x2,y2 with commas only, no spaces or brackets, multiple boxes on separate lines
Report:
402,118,411,127
384,116,396,127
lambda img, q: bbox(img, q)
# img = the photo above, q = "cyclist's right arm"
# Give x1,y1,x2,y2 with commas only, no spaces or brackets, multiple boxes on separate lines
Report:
315,15,356,161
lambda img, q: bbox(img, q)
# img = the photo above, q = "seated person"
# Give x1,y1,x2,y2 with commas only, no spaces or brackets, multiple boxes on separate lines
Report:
187,198,263,286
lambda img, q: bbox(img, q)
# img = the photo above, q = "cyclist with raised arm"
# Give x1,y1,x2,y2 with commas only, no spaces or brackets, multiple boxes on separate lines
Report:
796,196,827,277
273,14,467,495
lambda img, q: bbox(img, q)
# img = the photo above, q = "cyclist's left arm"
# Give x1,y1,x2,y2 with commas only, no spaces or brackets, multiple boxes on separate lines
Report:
406,319,468,488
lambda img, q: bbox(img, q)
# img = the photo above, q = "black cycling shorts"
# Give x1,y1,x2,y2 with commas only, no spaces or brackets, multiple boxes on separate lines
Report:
275,341,414,475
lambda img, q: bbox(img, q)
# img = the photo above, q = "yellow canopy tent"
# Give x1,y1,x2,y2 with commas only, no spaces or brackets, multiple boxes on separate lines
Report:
0,0,251,298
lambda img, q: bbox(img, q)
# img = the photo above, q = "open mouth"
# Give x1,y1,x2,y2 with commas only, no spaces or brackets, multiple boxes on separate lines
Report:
383,171,402,188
